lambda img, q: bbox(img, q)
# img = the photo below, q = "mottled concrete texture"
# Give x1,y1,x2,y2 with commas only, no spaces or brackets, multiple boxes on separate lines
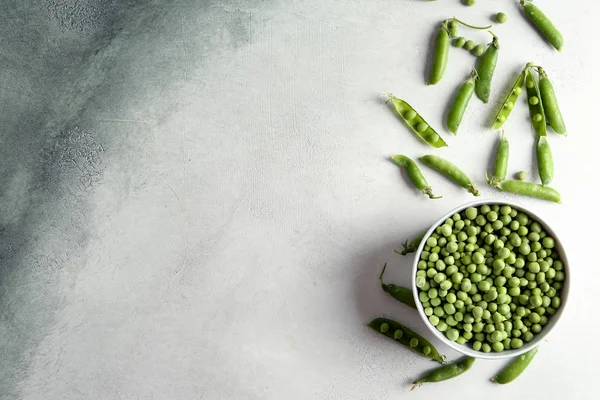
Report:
0,0,597,399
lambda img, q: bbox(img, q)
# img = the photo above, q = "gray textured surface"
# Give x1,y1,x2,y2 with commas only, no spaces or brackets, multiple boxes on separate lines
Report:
0,0,597,399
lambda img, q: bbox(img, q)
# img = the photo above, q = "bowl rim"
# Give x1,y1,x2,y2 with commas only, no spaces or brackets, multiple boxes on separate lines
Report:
411,199,570,359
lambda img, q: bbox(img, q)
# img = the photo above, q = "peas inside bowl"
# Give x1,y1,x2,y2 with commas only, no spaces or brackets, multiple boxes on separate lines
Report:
412,200,569,359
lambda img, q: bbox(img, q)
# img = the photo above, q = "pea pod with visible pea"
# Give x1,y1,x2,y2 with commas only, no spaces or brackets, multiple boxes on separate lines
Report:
492,347,539,384
368,317,446,364
492,64,528,130
379,263,417,309
487,178,561,203
475,31,499,103
395,230,427,256
419,155,480,196
446,70,477,135
391,155,441,199
538,67,567,135
520,0,563,51
536,136,554,186
387,95,448,148
411,356,476,390
525,68,546,137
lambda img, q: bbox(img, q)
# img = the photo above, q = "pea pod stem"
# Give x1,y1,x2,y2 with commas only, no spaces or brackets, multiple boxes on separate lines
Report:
379,263,417,309
450,17,492,30
492,347,539,384
412,356,476,390
395,230,427,255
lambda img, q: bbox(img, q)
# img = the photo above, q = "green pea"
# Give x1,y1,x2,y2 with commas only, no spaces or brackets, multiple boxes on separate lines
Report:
380,323,390,333
551,297,561,308
473,44,485,57
410,338,419,348
394,329,404,339
453,37,467,48
542,237,555,249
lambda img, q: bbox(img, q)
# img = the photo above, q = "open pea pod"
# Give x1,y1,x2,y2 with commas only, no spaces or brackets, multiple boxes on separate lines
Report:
491,65,527,130
525,69,546,137
387,95,448,148
368,317,446,364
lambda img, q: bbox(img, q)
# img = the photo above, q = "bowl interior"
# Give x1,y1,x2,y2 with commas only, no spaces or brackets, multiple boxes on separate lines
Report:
411,200,570,360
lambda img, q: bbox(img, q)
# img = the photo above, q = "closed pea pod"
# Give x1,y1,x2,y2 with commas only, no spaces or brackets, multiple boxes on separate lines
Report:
379,263,417,309
428,21,450,85
420,155,480,196
368,317,446,363
491,64,528,130
411,357,476,390
391,155,442,199
446,70,477,134
536,136,554,186
487,179,561,203
387,95,448,148
525,68,546,137
538,67,567,135
487,131,509,183
520,1,563,51
492,347,539,384
475,32,499,103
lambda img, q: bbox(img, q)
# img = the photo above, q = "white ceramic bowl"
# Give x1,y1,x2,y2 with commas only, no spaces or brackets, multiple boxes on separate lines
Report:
411,200,570,359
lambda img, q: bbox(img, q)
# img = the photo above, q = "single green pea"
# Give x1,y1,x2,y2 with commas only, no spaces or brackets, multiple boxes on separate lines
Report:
410,337,419,348
464,40,476,51
542,237,555,249
482,343,491,353
519,243,531,255
416,122,429,132
453,37,467,48
380,323,390,333
473,44,485,57
404,110,417,120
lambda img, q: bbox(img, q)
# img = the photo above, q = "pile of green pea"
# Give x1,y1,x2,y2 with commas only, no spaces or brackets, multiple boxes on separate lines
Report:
415,203,565,353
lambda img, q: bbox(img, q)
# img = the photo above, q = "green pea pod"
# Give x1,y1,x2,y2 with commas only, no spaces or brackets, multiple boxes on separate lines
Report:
536,136,554,186
367,317,446,364
395,230,427,255
391,155,441,199
521,1,564,51
475,32,499,103
492,131,509,181
379,263,417,309
525,69,546,137
487,178,561,203
446,70,477,135
538,68,567,135
491,65,527,130
428,22,450,85
419,155,480,196
412,357,476,389
492,347,539,384
387,95,448,148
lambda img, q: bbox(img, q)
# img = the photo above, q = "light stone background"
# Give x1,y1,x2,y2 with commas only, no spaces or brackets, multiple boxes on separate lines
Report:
0,0,597,399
